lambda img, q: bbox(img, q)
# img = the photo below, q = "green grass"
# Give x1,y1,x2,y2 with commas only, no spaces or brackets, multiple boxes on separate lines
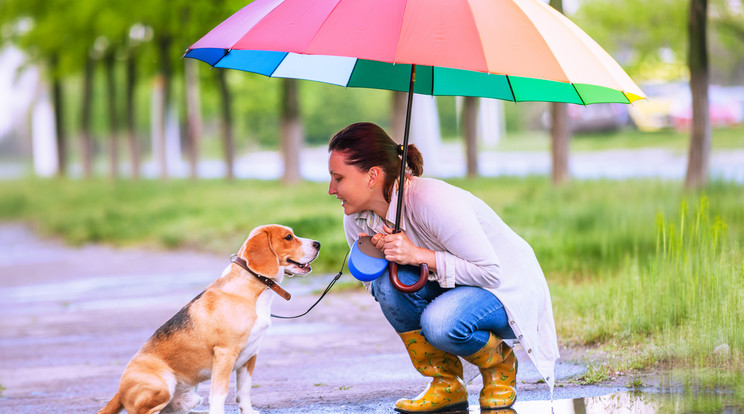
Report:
555,197,743,375
0,177,742,382
0,179,348,272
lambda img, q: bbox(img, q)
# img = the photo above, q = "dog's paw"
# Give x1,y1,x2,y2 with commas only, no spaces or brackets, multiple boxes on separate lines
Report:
239,408,260,414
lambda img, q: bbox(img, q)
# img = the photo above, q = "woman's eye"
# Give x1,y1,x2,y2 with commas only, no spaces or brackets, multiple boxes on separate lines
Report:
284,234,293,241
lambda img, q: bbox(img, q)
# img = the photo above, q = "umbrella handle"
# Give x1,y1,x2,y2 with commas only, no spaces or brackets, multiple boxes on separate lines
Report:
389,262,429,293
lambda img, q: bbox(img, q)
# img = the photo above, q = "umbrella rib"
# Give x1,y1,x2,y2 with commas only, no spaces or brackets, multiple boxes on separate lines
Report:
268,52,292,78
348,57,361,87
510,0,570,84
463,0,489,75
572,83,586,106
505,75,517,103
303,0,346,55
211,48,231,69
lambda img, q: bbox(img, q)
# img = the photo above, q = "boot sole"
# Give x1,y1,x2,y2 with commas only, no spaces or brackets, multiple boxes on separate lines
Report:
394,401,469,414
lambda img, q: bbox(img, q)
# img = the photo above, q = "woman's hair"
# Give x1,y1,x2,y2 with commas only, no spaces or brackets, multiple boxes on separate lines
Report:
329,122,423,203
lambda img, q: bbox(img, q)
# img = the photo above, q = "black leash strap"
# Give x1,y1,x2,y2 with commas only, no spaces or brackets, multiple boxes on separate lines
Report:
271,249,349,319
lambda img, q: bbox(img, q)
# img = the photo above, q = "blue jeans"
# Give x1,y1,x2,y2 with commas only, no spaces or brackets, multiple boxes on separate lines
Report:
370,265,516,357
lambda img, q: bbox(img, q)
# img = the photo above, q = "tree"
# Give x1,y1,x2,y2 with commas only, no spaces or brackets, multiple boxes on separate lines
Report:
281,78,302,184
462,96,478,178
124,29,144,180
2,0,83,177
391,91,407,143
684,0,711,189
80,54,95,178
93,5,134,181
573,0,688,78
184,57,202,180
216,70,235,181
549,0,571,185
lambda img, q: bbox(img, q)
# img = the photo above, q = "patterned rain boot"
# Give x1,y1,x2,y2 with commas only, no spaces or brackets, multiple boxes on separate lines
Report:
394,330,469,413
463,332,518,410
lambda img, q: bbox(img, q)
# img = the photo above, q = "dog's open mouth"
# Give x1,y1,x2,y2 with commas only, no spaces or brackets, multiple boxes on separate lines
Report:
287,259,312,275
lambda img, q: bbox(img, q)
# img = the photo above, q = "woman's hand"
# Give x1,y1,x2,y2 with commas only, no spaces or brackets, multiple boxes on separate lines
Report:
368,224,436,269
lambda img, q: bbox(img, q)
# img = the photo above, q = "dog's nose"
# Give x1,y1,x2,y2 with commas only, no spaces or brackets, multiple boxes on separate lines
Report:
313,241,321,249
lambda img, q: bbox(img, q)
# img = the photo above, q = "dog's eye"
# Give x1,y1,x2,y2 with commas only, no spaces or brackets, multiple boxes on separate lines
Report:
284,234,293,241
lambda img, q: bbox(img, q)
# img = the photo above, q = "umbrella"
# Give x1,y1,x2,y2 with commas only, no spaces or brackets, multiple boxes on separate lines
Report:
185,0,645,292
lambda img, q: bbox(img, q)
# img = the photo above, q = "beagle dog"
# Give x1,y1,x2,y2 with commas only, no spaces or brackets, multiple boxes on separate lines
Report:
98,225,320,414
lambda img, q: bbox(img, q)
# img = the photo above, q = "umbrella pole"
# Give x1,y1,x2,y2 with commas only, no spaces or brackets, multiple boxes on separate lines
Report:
394,64,416,233
389,64,429,294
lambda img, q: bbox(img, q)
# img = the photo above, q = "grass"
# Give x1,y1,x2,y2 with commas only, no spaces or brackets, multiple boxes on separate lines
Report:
556,198,742,361
571,362,612,385
0,176,742,385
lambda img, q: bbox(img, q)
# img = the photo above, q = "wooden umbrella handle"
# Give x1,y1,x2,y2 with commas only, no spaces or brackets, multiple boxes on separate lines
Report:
389,262,429,293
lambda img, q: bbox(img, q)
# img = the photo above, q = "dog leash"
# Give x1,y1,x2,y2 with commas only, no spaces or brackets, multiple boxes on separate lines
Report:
230,250,349,319
270,249,349,319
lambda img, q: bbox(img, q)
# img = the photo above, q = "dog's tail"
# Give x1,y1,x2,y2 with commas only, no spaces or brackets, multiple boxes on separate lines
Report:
97,391,124,414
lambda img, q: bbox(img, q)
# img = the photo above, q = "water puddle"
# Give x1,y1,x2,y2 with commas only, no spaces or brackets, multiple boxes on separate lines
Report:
482,391,743,413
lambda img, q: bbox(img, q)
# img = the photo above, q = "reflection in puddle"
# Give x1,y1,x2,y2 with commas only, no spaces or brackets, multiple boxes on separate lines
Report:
467,392,743,413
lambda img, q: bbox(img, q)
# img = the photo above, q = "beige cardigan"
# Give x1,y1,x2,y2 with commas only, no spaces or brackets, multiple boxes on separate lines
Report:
343,176,560,389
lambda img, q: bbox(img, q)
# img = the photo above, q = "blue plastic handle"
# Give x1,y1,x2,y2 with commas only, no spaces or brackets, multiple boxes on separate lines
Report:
348,236,388,282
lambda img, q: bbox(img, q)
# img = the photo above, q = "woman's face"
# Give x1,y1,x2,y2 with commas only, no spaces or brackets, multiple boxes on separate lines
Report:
328,150,375,215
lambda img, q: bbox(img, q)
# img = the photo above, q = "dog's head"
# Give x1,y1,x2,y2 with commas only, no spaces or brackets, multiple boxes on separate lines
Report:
238,225,320,278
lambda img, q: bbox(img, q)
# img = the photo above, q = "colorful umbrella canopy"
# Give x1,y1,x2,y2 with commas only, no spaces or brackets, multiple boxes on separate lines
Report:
185,0,645,105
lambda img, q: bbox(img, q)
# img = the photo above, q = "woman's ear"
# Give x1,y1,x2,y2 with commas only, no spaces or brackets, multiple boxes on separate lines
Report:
368,166,382,187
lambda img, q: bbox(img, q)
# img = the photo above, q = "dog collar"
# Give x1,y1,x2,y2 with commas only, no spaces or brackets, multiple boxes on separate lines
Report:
230,254,292,301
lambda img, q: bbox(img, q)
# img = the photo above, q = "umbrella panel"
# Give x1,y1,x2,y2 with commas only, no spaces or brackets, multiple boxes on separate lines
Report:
185,49,635,105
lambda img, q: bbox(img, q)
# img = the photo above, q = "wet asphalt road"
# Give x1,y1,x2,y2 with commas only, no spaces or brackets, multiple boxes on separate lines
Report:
0,224,629,413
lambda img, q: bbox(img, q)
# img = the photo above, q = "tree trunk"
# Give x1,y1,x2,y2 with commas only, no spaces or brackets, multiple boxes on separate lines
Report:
184,59,202,180
125,51,140,179
155,36,173,180
391,91,407,143
684,0,711,189
281,78,302,184
104,53,119,180
551,102,571,184
50,55,66,177
151,75,167,179
550,0,571,185
216,70,235,181
463,96,478,178
80,55,95,179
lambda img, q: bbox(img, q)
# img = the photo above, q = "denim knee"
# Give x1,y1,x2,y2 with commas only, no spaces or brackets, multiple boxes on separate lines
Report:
370,266,441,333
420,306,471,354
370,265,427,308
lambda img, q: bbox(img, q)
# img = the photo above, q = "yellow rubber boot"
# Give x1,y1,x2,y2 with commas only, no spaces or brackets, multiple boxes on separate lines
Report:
463,332,518,410
394,330,469,413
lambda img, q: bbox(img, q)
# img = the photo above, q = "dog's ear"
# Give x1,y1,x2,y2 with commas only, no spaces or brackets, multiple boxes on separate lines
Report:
240,229,279,276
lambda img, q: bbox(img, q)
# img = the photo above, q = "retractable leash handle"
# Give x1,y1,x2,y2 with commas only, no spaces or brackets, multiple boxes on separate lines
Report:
348,235,429,293
388,261,429,293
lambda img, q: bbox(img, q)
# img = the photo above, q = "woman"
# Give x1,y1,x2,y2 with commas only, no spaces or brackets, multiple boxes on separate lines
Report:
328,122,559,413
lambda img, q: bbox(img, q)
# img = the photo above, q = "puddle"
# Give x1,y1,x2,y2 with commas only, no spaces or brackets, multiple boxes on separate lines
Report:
486,391,743,413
